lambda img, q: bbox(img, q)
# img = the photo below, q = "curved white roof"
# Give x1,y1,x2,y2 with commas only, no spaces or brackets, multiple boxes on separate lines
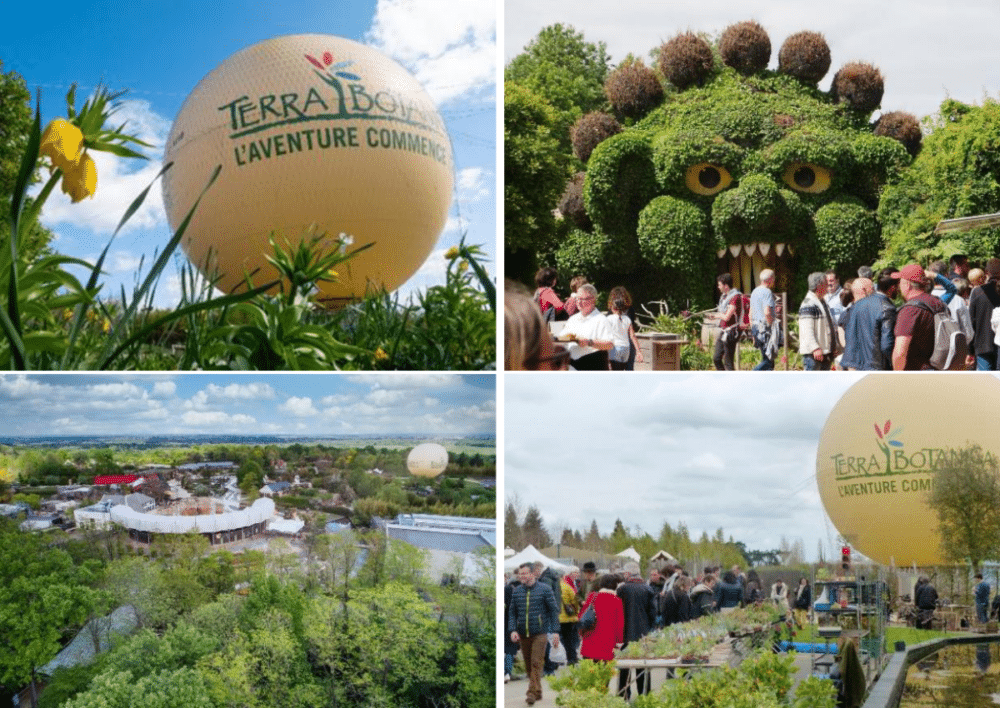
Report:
110,498,274,534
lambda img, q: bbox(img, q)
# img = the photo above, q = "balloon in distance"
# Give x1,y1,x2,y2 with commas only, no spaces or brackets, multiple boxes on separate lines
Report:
162,34,454,307
816,373,1000,567
407,443,448,478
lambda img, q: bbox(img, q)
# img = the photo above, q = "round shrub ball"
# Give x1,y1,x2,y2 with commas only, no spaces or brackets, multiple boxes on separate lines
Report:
558,173,591,230
874,111,922,157
719,21,771,76
605,61,664,121
832,62,884,113
571,112,623,164
778,31,831,83
813,197,881,272
658,32,714,90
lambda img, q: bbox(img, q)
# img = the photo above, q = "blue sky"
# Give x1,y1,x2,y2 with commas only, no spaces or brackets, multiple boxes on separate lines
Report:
0,373,495,437
2,0,495,307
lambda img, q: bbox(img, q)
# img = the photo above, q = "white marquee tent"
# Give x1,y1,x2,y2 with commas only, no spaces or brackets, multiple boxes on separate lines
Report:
503,544,574,575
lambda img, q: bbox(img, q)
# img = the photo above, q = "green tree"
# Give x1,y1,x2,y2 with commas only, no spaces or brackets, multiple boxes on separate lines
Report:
505,24,611,153
504,499,523,550
0,520,101,706
521,504,551,549
92,448,119,477
305,583,448,706
879,97,1000,265
926,443,1000,573
504,81,570,280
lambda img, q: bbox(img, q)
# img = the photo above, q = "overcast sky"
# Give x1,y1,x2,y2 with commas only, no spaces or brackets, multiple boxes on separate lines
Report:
504,0,1000,121
504,372,1000,563
0,373,495,438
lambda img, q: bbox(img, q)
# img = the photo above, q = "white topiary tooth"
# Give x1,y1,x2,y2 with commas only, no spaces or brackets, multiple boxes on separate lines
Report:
729,244,742,258
775,243,786,257
759,242,771,256
717,249,726,258
787,243,796,255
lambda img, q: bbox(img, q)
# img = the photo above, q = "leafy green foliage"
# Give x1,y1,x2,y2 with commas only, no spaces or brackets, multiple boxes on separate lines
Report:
505,23,611,153
584,131,657,237
0,520,102,690
879,97,1000,265
926,443,1000,572
504,81,570,257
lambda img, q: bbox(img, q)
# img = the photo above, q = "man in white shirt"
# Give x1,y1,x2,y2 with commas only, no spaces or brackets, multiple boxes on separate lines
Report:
824,270,846,324
560,284,614,370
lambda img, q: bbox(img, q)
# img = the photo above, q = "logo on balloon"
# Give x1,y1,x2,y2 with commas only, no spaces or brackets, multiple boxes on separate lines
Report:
216,47,450,171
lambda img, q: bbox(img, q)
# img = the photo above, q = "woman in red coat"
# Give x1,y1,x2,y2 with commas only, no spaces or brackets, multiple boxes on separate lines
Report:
579,573,625,662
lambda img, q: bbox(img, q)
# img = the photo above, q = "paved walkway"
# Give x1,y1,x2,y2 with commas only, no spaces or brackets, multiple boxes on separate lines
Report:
503,652,818,707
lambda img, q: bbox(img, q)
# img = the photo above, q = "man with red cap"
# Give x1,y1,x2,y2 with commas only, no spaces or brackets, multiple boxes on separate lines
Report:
891,264,947,370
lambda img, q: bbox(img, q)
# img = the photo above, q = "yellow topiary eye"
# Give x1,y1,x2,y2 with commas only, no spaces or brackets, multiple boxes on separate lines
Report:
782,163,832,193
685,163,733,196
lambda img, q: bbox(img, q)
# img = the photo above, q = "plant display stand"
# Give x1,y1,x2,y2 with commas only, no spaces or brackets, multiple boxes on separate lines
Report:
812,571,888,685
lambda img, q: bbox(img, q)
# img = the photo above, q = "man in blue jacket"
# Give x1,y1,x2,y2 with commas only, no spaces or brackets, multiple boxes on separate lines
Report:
975,573,991,624
841,269,899,370
509,562,561,706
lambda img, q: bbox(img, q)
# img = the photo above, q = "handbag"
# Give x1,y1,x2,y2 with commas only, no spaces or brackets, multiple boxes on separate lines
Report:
579,602,597,636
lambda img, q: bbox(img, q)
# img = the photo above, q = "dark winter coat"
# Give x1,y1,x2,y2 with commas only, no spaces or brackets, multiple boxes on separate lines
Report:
690,583,716,618
661,587,693,625
508,580,560,637
616,577,656,642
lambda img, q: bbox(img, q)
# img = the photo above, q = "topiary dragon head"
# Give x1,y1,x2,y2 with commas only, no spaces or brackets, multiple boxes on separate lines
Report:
556,21,920,310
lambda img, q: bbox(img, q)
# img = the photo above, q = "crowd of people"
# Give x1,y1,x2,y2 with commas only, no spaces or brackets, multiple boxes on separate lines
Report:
741,255,1000,371
504,559,809,704
507,255,1000,371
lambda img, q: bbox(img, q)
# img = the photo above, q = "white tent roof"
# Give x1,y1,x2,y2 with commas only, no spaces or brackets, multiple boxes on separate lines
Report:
503,544,574,574
268,517,305,535
616,547,641,562
110,498,274,534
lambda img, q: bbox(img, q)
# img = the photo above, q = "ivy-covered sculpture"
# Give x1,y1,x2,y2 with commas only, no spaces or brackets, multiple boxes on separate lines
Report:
555,21,921,310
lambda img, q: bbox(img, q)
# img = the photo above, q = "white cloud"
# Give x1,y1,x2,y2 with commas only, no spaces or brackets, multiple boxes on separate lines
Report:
280,396,318,417
36,99,170,235
181,410,230,426
457,167,489,202
109,251,144,275
424,397,439,407
152,381,176,397
366,374,454,390
367,389,406,406
366,0,496,106
0,375,51,398
205,382,277,400
89,382,147,400
689,452,725,471
231,414,256,426
184,390,209,410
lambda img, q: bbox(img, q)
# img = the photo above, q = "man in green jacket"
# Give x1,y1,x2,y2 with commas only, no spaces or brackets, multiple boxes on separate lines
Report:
509,563,561,705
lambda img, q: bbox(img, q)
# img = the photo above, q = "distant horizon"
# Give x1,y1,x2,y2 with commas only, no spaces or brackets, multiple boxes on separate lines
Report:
0,433,496,441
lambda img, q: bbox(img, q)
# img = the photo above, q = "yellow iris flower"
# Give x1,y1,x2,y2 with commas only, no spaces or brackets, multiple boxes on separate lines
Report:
40,119,84,173
374,347,389,360
445,246,460,260
60,153,97,202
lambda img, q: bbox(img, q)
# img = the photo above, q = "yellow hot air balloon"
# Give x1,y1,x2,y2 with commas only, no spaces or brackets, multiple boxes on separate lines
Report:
162,34,453,307
817,373,1000,566
407,443,448,478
